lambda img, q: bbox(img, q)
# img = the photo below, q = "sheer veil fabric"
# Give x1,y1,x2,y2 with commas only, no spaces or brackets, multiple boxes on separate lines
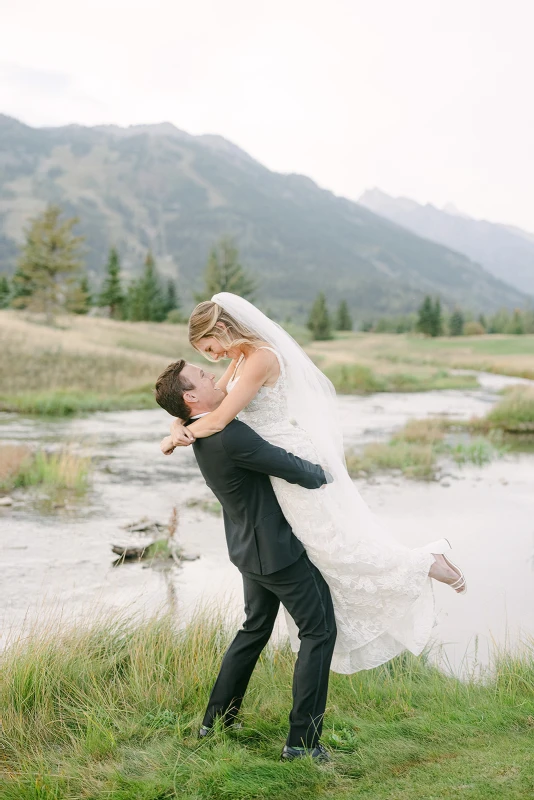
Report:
211,292,437,673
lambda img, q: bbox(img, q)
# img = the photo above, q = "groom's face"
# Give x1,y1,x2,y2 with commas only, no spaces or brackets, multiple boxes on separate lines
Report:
181,363,223,414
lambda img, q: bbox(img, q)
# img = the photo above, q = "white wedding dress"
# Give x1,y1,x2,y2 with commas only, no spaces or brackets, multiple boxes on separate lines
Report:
227,346,438,674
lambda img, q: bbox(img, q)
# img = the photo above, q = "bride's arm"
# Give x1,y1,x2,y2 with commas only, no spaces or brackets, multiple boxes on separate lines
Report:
215,358,238,394
171,349,278,444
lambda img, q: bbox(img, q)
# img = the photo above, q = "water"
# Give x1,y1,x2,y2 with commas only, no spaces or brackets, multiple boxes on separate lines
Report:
1,371,533,672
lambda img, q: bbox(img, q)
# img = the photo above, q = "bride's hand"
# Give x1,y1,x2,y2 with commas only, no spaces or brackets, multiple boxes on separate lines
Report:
170,418,195,447
160,435,175,455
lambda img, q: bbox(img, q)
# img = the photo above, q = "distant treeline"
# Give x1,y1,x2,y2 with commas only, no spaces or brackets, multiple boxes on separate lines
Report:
361,296,534,336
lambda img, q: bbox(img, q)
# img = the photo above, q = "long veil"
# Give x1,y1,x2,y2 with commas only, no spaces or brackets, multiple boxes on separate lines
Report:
212,292,437,671
211,292,411,558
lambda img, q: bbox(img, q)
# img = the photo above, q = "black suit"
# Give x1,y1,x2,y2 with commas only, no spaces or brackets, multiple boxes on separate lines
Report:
187,417,337,748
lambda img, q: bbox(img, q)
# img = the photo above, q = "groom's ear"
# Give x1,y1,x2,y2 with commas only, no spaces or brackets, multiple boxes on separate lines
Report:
183,390,197,405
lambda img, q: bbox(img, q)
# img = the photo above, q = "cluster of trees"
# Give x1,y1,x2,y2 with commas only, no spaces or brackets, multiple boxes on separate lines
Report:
361,296,534,337
0,205,182,323
0,206,257,324
307,293,353,340
98,249,181,322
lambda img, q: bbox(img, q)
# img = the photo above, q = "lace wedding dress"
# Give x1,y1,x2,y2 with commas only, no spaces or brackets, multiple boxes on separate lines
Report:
227,347,438,674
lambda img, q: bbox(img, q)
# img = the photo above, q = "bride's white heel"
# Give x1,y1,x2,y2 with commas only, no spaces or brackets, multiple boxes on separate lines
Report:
423,538,467,595
441,553,467,595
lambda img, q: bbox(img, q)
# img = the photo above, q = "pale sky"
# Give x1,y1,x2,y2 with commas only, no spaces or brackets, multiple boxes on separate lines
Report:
1,0,533,231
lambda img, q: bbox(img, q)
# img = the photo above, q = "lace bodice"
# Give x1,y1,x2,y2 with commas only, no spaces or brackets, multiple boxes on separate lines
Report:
227,347,295,437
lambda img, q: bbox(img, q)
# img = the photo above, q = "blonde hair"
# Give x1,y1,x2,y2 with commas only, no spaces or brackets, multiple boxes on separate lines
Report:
189,301,263,360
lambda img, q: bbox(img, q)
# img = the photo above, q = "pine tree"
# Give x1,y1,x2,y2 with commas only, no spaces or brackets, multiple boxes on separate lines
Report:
478,313,487,331
68,274,92,314
12,205,84,322
10,262,35,308
429,297,443,337
307,292,332,340
336,299,353,331
126,251,166,322
449,308,464,336
99,247,124,318
0,274,10,309
196,237,256,302
510,309,524,334
416,296,433,336
163,279,180,316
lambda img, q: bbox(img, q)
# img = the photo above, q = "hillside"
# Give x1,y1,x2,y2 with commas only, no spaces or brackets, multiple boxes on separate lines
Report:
0,114,529,318
360,188,534,297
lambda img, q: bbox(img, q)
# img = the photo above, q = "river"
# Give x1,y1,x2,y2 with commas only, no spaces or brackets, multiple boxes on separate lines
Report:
1,371,533,674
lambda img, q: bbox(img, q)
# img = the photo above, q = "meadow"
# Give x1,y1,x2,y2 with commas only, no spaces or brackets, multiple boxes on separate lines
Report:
0,612,533,800
3,310,534,416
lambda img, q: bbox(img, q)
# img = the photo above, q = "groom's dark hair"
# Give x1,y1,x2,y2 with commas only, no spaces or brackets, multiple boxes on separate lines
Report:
155,360,195,420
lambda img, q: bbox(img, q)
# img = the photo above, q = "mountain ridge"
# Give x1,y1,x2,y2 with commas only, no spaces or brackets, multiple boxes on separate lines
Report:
359,188,534,297
0,114,530,318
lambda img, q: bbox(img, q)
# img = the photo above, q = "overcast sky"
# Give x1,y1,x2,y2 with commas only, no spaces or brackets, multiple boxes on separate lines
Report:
1,0,533,230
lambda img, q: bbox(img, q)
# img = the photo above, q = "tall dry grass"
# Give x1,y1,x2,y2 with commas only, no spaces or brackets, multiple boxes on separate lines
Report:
0,443,91,496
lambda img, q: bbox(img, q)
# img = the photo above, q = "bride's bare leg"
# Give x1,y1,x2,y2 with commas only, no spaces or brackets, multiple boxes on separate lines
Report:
428,554,465,593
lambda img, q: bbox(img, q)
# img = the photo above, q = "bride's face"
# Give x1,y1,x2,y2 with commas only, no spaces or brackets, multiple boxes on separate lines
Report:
197,336,240,362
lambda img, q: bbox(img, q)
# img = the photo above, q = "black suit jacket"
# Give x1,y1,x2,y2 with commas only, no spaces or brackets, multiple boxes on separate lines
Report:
187,418,326,575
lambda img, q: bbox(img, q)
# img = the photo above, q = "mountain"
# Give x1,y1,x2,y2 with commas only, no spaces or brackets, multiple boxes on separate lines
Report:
359,188,534,297
0,114,529,318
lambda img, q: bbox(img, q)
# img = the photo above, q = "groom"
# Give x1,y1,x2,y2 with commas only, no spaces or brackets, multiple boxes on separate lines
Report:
156,360,336,761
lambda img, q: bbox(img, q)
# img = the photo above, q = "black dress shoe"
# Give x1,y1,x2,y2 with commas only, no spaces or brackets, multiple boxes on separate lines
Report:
281,743,330,763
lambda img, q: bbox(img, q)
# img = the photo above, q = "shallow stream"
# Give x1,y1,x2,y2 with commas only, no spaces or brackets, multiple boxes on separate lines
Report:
1,370,533,673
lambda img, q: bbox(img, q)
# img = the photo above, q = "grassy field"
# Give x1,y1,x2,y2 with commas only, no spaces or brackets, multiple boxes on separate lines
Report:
1,311,533,415
0,612,533,800
310,331,534,381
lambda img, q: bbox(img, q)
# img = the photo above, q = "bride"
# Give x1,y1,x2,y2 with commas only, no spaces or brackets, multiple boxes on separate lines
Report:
167,292,466,674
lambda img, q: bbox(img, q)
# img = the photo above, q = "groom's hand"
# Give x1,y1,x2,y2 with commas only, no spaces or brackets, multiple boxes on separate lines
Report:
160,435,175,456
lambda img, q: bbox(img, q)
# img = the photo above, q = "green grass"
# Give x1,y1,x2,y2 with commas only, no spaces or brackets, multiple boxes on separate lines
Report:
0,444,91,500
0,612,533,799
346,418,506,481
325,364,479,395
0,390,157,416
484,386,534,432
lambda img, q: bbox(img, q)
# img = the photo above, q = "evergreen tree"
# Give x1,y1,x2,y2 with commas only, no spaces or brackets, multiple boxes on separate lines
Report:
99,247,124,318
429,297,443,337
11,205,84,322
449,308,465,336
416,296,433,336
307,292,332,340
196,237,256,302
478,313,487,331
68,274,92,314
163,279,180,316
0,274,10,309
510,309,524,334
336,299,353,331
126,251,166,322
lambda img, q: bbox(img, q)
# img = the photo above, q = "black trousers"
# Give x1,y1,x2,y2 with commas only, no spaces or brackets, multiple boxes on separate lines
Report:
202,552,337,748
